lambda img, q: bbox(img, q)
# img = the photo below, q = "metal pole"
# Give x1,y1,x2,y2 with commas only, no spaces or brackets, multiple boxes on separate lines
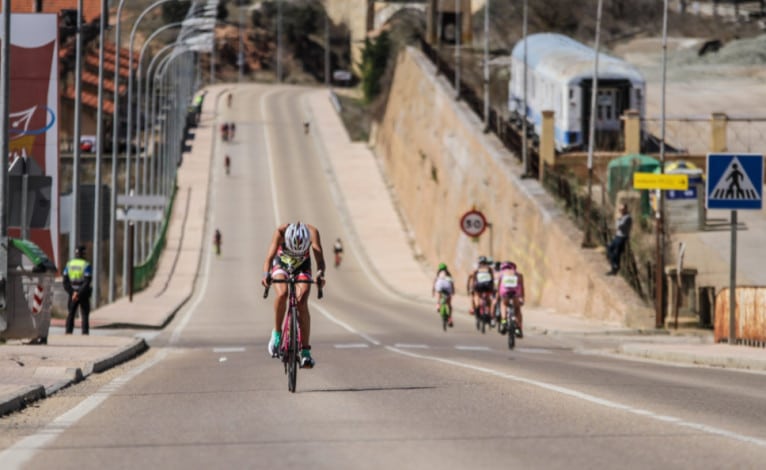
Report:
521,0,528,176
729,210,737,344
656,0,670,328
582,0,603,248
0,0,11,310
325,6,330,86
109,0,127,302
93,0,108,308
72,0,83,259
124,0,179,295
238,4,243,82
454,0,460,100
482,0,490,132
277,0,283,82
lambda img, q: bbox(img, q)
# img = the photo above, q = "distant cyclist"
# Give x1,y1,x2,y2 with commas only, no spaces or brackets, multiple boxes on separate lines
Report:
303,121,310,134
214,229,222,256
467,256,494,316
261,222,326,368
333,238,344,267
497,261,525,337
224,155,231,175
432,262,454,327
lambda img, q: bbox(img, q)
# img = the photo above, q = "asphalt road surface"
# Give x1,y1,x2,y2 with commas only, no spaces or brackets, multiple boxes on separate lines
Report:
3,85,765,469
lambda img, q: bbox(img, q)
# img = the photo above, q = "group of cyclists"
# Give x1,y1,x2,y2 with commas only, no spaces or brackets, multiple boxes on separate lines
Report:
433,256,525,338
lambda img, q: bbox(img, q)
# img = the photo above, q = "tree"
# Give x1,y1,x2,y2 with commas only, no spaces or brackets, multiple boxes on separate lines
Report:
360,31,391,102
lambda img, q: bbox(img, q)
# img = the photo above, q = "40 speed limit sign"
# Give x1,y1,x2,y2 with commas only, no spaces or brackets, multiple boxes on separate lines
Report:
460,209,487,237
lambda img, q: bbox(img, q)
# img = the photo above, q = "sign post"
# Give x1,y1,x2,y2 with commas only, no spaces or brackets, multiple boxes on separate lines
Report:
633,172,689,328
706,153,764,344
460,209,491,259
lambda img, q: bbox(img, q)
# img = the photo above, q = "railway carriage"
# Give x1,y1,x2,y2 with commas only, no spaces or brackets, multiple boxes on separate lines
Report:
509,33,646,151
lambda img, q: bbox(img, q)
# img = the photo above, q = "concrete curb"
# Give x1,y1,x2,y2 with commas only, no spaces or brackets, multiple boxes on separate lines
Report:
92,338,149,374
619,344,766,371
0,385,45,417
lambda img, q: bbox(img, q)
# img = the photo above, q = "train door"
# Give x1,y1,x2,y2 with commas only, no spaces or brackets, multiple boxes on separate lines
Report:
581,79,632,150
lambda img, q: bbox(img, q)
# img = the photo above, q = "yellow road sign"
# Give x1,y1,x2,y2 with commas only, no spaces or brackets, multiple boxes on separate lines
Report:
633,173,689,190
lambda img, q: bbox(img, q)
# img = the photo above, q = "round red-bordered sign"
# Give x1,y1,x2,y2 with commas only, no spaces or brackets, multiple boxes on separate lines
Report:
460,210,487,237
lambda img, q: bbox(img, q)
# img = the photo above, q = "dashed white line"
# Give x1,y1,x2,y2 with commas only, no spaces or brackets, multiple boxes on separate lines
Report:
385,345,766,450
334,343,370,349
394,343,429,349
213,347,246,353
455,345,491,351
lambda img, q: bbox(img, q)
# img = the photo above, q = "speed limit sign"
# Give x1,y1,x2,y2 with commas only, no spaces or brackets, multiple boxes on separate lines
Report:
460,210,487,237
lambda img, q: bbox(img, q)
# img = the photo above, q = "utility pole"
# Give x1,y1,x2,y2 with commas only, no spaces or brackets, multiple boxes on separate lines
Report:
521,0,529,176
656,0,670,328
482,0,490,132
454,0,460,100
0,0,11,313
582,0,603,248
277,0,283,82
72,0,83,260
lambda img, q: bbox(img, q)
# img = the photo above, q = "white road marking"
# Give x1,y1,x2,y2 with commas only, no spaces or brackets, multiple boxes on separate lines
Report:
0,349,170,468
0,88,228,469
334,343,370,349
515,347,552,354
311,302,381,346
213,347,246,353
455,345,491,351
394,343,429,349
261,88,283,229
385,346,766,450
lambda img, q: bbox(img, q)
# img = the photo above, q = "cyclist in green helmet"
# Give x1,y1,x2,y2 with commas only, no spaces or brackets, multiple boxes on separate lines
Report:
432,262,454,327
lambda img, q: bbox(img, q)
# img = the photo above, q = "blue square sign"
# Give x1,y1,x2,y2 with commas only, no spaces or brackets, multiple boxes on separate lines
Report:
706,153,763,210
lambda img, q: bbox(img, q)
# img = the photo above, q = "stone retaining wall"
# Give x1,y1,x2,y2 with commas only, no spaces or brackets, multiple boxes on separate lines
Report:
373,47,655,327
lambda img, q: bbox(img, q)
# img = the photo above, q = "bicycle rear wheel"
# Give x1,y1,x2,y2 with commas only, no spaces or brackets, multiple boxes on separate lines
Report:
287,308,298,392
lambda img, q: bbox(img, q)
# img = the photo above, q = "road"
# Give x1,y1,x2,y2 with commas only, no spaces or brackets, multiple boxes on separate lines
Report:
2,85,766,469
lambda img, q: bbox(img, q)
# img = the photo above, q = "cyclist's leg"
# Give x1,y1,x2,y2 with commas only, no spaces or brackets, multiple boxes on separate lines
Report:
513,295,523,335
295,280,311,349
272,277,288,332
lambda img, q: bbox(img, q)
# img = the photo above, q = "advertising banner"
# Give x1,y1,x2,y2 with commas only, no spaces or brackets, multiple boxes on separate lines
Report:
1,14,59,266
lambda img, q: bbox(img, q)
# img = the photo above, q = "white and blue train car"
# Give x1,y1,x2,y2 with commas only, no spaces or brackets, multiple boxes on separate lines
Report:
509,33,646,151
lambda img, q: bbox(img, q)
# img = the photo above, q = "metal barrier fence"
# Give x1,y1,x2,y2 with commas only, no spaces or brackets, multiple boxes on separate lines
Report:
132,183,178,291
643,116,766,155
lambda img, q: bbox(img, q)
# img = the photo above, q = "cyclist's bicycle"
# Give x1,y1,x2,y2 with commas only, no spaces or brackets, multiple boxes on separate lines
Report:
498,295,520,350
263,270,323,393
438,292,451,331
475,291,493,334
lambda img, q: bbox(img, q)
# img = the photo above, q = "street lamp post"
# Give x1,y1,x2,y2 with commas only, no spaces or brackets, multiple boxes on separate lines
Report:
72,0,84,261
657,0,670,329
0,0,11,311
124,0,186,294
482,0,490,131
582,0,604,249
521,0,529,176
93,0,108,308
454,0,460,100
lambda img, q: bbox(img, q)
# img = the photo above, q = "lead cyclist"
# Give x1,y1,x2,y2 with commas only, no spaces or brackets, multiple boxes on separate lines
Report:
261,222,326,368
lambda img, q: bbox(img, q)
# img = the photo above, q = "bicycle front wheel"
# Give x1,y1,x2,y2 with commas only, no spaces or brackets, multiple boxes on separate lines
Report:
287,308,298,392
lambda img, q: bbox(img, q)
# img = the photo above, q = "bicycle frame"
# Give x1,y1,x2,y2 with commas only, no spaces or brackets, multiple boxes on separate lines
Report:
263,270,323,393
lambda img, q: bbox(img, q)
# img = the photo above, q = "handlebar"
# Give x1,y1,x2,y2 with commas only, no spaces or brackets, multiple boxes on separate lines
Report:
263,277,324,300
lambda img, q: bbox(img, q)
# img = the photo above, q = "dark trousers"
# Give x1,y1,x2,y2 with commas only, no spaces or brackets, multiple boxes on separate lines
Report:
607,236,628,273
66,298,91,335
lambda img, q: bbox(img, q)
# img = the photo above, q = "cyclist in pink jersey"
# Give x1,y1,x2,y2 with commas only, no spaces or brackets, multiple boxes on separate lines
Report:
261,222,326,368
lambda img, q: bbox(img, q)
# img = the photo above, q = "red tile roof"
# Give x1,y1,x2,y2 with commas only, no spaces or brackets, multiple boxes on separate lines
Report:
64,85,114,114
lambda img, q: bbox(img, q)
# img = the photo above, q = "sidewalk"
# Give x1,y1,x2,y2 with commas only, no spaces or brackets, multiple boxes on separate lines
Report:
1,84,764,417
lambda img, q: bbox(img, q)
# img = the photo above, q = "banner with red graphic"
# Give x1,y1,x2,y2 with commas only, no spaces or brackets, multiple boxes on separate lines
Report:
1,14,59,267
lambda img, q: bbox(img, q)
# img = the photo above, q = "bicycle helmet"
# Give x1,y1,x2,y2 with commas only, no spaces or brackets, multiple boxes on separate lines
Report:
284,222,310,255
477,255,488,265
502,261,516,271
438,262,447,271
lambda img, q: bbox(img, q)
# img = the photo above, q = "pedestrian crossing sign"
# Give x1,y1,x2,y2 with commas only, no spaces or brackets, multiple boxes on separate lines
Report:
706,153,763,210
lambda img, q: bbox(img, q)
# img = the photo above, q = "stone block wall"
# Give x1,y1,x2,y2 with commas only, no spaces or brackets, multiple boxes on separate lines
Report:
373,47,655,327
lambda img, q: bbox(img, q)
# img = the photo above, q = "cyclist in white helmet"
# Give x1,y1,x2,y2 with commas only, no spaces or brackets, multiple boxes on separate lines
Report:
261,222,326,368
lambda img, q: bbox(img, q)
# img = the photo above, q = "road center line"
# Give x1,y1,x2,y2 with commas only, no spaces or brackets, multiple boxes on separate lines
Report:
213,347,246,353
393,343,429,349
455,345,491,351
385,346,766,449
334,343,370,349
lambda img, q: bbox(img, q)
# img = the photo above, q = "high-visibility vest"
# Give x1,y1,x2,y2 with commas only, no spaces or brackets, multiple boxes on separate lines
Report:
65,258,90,285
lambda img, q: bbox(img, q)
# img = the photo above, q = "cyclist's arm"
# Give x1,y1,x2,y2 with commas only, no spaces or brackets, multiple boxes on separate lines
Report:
262,226,286,283
307,225,326,279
